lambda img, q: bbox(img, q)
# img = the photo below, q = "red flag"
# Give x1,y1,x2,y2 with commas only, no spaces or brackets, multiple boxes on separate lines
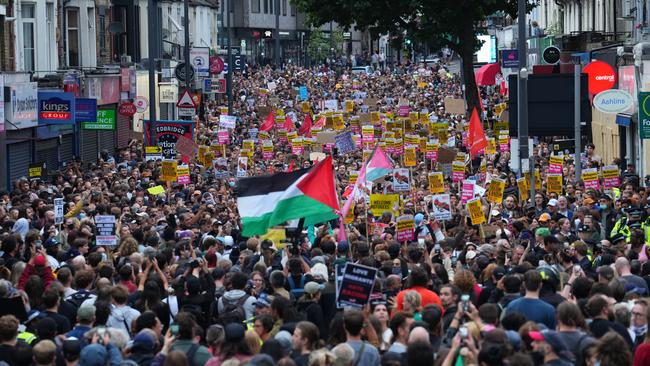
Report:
299,113,313,136
469,108,487,158
283,114,294,131
500,79,508,96
260,111,275,132
314,116,326,128
287,161,295,172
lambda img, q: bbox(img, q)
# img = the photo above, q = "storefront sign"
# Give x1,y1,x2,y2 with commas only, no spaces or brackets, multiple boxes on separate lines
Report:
501,49,518,68
38,91,75,125
143,120,195,158
118,101,137,117
83,109,116,130
75,98,97,123
584,60,617,95
6,82,38,129
639,92,650,139
593,89,633,114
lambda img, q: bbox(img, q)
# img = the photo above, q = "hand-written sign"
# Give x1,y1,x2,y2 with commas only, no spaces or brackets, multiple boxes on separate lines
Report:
336,263,378,309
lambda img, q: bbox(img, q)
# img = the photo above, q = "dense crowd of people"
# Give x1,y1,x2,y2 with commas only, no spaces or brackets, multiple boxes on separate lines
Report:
0,59,648,366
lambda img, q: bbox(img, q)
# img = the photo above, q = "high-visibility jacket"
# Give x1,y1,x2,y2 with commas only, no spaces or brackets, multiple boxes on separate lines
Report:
611,217,631,242
17,331,36,345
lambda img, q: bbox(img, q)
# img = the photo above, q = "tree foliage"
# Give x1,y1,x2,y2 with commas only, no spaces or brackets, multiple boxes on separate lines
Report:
292,0,537,115
307,28,345,63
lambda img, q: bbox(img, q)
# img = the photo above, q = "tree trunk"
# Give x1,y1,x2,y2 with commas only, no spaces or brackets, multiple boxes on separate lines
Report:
459,20,480,119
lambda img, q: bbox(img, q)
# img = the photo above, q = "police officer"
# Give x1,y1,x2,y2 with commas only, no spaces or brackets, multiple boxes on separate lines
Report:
611,206,644,243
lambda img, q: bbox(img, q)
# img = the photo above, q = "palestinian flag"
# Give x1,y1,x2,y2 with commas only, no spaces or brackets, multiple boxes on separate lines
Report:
237,156,340,236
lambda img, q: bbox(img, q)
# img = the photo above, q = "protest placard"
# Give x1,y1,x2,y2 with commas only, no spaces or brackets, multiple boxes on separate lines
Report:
335,131,356,155
29,162,44,179
461,181,475,204
95,215,117,247
467,198,486,225
237,157,248,177
517,177,529,202
336,263,378,309
487,178,505,204
582,168,600,190
213,158,229,179
396,215,415,242
145,146,163,161
54,198,64,225
547,173,563,194
404,147,417,167
425,140,439,160
370,194,400,215
177,165,190,184
219,115,237,129
431,194,452,221
161,160,178,182
452,161,465,183
548,155,564,174
393,168,411,192
262,140,274,160
147,185,165,195
428,172,444,194
444,97,465,114
602,165,620,189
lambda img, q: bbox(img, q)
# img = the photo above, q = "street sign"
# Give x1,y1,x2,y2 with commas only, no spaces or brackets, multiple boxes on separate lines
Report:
233,55,246,71
542,46,561,65
500,49,518,68
212,78,226,93
178,107,195,117
223,63,229,74
118,101,137,117
190,48,210,77
134,96,149,113
177,90,197,108
210,56,224,74
203,79,213,93
175,63,195,82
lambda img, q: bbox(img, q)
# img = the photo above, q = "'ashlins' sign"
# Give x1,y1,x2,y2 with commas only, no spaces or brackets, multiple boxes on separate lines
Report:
38,91,76,125
593,89,633,114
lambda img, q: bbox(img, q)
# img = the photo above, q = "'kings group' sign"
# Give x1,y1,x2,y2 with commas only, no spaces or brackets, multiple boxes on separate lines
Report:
38,91,76,125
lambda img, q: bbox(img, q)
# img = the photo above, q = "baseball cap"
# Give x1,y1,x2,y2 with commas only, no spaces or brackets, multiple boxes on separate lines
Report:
224,323,246,342
547,199,558,207
529,330,569,355
44,238,60,248
254,293,272,308
538,213,551,222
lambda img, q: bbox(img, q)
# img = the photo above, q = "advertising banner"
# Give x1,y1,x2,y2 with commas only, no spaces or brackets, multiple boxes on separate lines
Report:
38,91,75,125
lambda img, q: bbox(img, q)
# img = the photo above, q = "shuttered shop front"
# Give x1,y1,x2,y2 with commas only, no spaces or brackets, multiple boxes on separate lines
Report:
60,133,75,164
7,141,32,185
80,129,99,168
35,138,59,173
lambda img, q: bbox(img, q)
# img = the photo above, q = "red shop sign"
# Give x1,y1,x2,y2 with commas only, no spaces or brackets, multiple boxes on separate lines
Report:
118,101,137,117
583,60,617,95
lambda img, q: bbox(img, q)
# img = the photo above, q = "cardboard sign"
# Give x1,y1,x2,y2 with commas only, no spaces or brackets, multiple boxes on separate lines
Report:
370,194,400,215
404,147,417,167
602,165,620,189
219,115,237,129
467,198,486,225
582,168,600,190
547,173,563,194
393,168,411,192
487,178,506,204
148,185,165,195
428,172,445,194
444,97,466,115
95,215,117,247
176,135,199,158
452,161,465,183
461,180,475,204
431,194,452,221
161,160,178,182
396,215,415,242
437,147,457,164
336,263,378,309
54,198,64,225
517,177,529,202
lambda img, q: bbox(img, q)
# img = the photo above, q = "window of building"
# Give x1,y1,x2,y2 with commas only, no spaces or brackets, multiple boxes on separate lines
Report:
291,3,296,16
251,0,260,13
46,3,54,70
21,3,35,72
67,8,80,67
282,0,286,16
263,0,268,13
99,14,106,51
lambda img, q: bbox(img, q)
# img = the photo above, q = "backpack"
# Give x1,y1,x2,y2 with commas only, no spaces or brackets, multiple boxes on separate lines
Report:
287,275,305,299
180,303,206,327
65,291,94,311
217,295,249,325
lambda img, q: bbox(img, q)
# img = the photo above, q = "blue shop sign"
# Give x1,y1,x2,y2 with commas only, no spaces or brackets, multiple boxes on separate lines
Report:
38,91,76,125
75,98,97,123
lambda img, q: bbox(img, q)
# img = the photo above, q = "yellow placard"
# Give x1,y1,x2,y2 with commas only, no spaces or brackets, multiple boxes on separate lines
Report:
345,100,355,113
524,169,542,190
145,146,162,154
417,81,428,89
219,107,228,115
371,112,380,123
333,115,345,130
487,178,505,204
301,102,311,113
198,145,208,165
370,194,400,215
276,109,285,117
602,166,619,179
260,228,287,249
349,171,359,185
147,185,165,195
428,172,444,194
344,202,355,224
240,148,253,158
582,169,599,182
404,147,417,167
549,155,564,167
176,166,190,177
161,160,178,182
242,139,254,151
287,131,298,141
486,138,497,155
409,112,419,125
363,149,372,162
517,177,529,202
547,174,563,194
467,198,486,225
